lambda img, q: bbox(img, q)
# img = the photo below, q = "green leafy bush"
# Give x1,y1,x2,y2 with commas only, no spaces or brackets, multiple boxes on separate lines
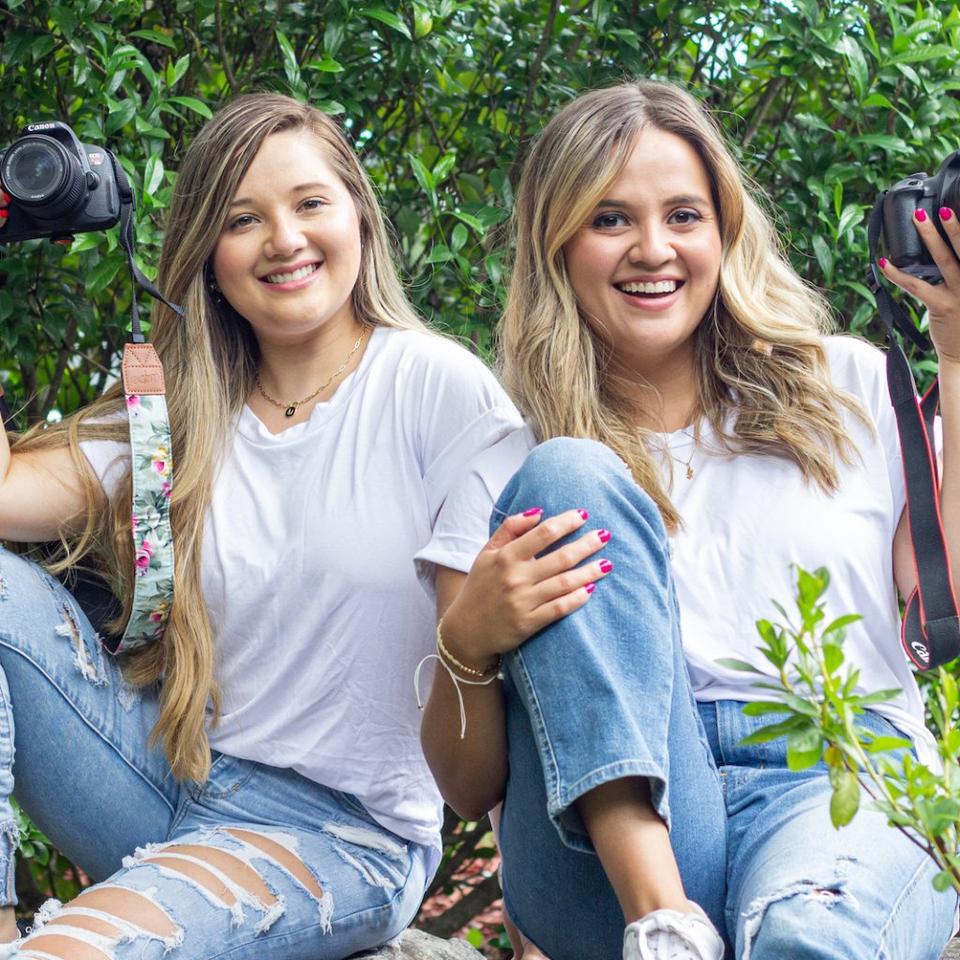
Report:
728,566,960,895
3,0,960,943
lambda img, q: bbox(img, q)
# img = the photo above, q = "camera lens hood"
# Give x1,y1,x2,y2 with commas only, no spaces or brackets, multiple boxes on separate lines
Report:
0,134,86,219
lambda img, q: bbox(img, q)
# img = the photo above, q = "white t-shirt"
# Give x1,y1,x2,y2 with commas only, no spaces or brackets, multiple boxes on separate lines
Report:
83,326,524,851
421,336,938,766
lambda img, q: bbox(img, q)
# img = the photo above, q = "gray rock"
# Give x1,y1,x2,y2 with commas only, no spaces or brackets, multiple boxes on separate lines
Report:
352,928,960,959
351,929,485,960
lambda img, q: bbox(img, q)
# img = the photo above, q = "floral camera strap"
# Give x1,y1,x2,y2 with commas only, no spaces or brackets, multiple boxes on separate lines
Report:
101,169,183,656
101,343,175,656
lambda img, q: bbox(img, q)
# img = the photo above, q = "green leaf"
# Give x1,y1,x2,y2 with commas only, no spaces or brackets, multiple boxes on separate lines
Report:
361,8,413,40
432,153,457,185
862,93,895,109
452,210,486,233
105,98,137,136
822,642,843,674
166,96,213,120
451,223,468,252
715,657,764,675
741,701,792,716
861,735,913,753
933,871,954,893
129,28,177,49
275,29,304,93
85,255,124,297
836,36,868,99
307,56,344,72
413,2,433,37
409,155,435,197
829,769,861,827
812,233,834,281
425,244,453,264
786,726,824,770
143,154,164,197
168,54,191,88
739,715,807,745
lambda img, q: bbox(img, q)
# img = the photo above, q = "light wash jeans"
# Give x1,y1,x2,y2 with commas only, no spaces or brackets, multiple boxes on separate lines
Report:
492,438,958,960
0,544,431,960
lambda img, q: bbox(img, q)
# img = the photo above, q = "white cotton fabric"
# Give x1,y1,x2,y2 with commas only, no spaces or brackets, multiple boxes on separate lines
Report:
421,335,939,767
82,326,523,849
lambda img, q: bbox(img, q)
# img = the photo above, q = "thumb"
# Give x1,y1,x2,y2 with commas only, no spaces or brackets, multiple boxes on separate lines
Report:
483,508,543,551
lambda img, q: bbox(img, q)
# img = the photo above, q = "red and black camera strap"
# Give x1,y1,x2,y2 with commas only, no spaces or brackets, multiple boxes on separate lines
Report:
868,196,960,669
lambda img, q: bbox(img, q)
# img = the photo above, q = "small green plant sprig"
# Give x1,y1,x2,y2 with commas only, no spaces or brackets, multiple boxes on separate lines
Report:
720,565,960,894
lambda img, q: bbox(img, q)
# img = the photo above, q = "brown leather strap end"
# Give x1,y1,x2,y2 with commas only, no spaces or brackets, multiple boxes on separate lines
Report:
122,343,166,396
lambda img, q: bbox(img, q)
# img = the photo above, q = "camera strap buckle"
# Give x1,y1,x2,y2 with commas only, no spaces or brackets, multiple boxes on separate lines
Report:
101,156,183,656
868,196,960,670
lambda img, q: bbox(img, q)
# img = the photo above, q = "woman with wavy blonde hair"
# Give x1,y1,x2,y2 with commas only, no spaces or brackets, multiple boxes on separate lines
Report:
0,92,541,958
420,79,960,959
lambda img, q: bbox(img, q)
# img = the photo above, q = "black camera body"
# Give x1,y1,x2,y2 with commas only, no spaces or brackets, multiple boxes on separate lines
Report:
881,150,960,281
0,121,122,243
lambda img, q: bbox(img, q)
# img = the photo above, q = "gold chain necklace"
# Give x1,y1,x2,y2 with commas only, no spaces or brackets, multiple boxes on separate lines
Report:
255,327,368,417
671,428,698,481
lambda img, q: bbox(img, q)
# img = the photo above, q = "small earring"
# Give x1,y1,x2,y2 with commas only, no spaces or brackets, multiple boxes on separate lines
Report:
207,275,223,301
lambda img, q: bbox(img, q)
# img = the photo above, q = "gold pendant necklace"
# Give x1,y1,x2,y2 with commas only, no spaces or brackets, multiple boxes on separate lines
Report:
255,327,368,417
671,428,698,481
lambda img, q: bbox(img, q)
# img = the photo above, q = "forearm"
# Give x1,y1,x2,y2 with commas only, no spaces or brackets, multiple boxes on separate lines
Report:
421,567,509,819
420,650,508,820
937,358,960,594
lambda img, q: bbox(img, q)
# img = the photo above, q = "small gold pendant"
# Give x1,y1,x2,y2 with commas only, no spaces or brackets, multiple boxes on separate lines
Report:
284,405,297,418
686,464,694,480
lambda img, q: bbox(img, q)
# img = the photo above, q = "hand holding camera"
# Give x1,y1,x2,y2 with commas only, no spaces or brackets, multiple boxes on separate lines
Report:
0,121,121,245
878,156,960,366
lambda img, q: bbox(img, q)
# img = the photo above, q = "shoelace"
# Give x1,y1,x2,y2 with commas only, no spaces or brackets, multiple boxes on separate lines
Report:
629,913,718,960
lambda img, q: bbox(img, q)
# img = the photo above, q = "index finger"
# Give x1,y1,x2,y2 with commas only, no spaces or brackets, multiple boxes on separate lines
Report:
504,508,590,561
911,207,960,286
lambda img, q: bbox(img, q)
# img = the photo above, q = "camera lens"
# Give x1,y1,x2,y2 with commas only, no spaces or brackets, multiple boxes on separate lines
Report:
10,143,63,195
0,135,85,218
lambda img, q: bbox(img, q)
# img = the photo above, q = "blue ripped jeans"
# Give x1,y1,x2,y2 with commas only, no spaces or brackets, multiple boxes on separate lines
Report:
493,438,957,960
0,546,431,959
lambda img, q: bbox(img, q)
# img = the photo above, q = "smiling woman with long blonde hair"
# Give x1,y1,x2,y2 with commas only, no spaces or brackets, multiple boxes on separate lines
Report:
0,93,539,959
420,79,960,960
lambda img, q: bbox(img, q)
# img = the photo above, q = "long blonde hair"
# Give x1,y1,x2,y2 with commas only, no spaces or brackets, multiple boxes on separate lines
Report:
12,93,427,781
500,79,863,530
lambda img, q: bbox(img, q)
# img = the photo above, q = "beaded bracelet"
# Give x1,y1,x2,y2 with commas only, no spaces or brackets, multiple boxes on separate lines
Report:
435,618,502,679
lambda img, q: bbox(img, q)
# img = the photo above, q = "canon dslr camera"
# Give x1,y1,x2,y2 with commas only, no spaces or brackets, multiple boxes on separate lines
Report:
881,150,960,281
0,121,122,243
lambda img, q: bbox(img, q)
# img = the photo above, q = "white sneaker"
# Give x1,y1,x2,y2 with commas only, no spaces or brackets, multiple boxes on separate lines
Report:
623,904,724,960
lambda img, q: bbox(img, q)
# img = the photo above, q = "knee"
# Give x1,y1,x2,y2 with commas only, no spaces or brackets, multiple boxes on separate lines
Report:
739,882,858,960
498,438,662,532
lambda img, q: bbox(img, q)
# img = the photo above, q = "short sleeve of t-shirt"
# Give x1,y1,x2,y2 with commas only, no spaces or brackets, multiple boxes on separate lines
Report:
414,425,536,580
80,435,130,501
825,335,942,520
406,336,524,525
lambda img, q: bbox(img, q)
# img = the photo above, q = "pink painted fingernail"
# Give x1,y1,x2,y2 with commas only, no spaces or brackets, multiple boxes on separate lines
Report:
577,509,589,521
598,529,611,543
940,206,953,221
0,192,9,204
0,210,7,220
584,583,596,595
878,257,887,269
522,507,543,517
915,208,927,223
599,559,614,573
